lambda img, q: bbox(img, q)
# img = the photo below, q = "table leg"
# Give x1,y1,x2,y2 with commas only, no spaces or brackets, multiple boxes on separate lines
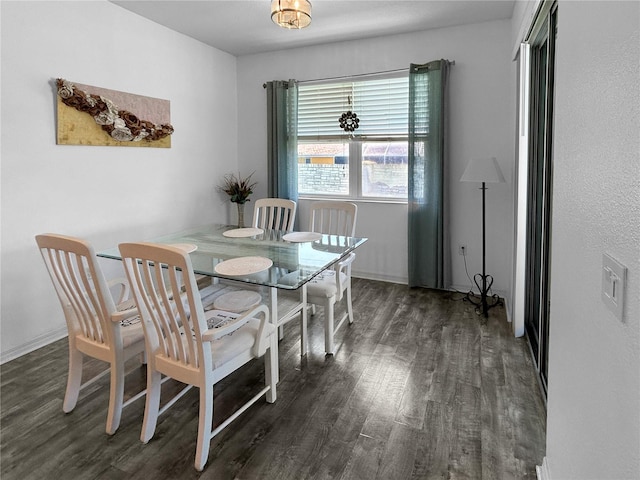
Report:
269,284,308,357
268,286,279,327
268,286,280,383
269,287,285,340
300,284,308,355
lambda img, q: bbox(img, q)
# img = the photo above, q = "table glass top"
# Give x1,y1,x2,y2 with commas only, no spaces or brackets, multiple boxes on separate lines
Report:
98,224,367,290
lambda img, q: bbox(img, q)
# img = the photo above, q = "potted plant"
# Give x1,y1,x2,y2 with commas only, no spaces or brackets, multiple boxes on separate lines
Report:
218,172,257,227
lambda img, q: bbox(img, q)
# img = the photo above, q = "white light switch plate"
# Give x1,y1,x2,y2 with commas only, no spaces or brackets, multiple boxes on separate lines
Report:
602,253,627,321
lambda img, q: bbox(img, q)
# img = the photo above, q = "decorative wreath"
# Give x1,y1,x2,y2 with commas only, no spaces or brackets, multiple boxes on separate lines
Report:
338,110,360,133
56,78,174,142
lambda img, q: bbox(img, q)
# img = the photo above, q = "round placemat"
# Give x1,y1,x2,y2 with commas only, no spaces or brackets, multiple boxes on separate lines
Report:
169,243,198,253
222,227,264,238
282,231,323,243
214,256,273,276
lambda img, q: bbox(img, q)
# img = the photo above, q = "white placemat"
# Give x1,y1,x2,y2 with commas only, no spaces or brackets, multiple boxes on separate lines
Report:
282,231,323,243
169,243,198,253
214,256,273,276
222,227,264,238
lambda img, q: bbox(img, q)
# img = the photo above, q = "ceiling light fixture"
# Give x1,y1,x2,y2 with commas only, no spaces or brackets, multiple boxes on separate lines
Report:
271,0,312,29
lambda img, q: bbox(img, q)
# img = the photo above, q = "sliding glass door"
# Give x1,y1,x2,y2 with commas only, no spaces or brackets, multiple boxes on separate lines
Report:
524,2,557,396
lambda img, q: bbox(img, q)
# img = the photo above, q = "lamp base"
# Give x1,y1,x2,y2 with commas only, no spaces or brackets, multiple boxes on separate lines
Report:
464,273,503,319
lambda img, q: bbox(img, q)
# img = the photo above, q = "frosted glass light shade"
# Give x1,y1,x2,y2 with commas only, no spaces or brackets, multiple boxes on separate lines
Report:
271,0,312,29
460,157,506,183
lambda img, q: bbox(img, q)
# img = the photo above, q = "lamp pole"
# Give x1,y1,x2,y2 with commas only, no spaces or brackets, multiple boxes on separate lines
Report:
481,182,488,316
460,157,505,319
465,181,502,318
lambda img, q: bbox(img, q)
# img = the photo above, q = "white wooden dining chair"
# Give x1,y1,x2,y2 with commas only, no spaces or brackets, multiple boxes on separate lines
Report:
214,197,305,352
306,201,358,355
119,242,278,472
35,233,146,435
252,198,297,232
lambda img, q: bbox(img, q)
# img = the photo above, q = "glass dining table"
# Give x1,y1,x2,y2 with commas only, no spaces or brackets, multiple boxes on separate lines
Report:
98,223,368,355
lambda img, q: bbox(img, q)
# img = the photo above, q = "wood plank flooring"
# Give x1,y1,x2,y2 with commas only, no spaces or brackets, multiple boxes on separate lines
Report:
0,279,546,479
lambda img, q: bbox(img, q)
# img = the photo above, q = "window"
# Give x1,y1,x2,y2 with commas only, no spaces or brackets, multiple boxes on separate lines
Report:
297,75,409,200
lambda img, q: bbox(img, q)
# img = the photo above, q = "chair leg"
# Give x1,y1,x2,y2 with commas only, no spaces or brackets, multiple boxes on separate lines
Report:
63,345,83,413
265,335,278,403
140,369,162,444
346,281,354,324
299,286,308,356
194,385,214,472
105,355,125,435
324,297,336,355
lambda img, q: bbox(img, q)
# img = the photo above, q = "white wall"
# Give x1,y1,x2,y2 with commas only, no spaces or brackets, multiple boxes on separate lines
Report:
237,20,516,297
517,1,640,478
0,1,239,361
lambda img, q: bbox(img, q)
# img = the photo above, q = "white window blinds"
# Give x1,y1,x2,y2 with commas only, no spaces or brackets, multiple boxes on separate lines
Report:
298,76,409,140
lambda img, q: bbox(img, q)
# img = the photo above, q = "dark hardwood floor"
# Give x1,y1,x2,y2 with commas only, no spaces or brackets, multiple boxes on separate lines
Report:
1,279,546,479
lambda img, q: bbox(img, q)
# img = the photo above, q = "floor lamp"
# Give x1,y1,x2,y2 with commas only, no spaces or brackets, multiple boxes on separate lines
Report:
460,157,505,318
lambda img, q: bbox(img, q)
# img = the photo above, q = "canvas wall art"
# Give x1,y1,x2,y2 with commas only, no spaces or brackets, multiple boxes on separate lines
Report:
56,78,173,148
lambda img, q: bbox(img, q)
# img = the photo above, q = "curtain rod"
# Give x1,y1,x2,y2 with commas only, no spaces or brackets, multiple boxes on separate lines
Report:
263,60,455,87
299,61,455,84
299,67,408,84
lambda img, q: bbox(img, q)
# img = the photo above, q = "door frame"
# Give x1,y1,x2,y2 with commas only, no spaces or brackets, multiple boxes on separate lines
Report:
512,0,557,398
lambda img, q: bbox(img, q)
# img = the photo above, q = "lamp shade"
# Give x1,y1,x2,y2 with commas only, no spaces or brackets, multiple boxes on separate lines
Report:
271,0,312,29
460,157,505,183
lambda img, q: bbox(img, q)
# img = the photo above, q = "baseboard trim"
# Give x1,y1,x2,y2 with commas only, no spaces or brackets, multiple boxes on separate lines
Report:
1,326,67,365
352,271,407,285
353,276,510,301
536,456,551,480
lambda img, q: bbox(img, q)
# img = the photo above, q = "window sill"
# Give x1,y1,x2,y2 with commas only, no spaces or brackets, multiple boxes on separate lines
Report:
298,195,407,205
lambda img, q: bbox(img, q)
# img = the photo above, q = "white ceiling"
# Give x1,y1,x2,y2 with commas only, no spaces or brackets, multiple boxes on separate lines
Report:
110,1,516,56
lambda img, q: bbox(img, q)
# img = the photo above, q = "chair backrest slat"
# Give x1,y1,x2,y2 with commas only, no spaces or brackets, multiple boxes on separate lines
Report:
253,198,297,232
36,234,116,347
48,248,95,340
146,259,179,361
309,201,357,237
120,243,210,371
67,251,102,342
